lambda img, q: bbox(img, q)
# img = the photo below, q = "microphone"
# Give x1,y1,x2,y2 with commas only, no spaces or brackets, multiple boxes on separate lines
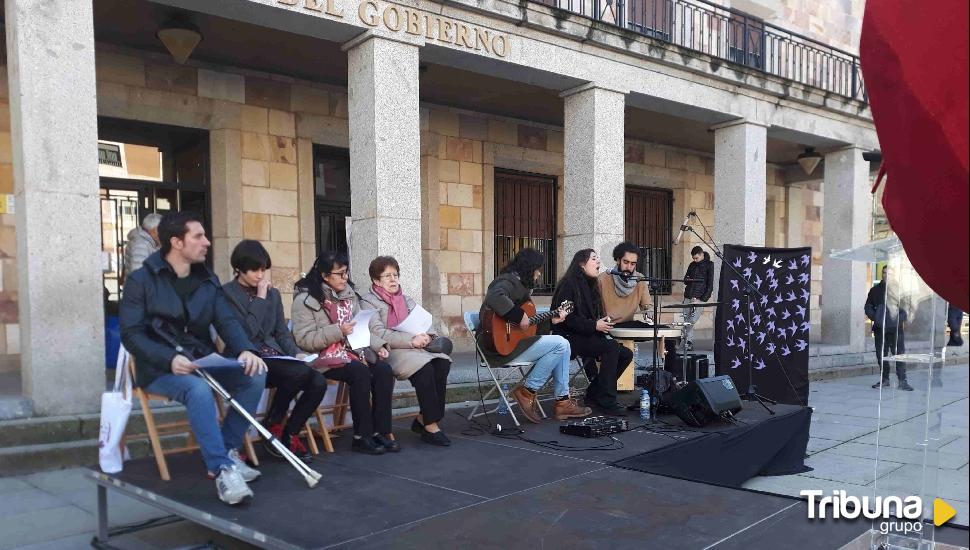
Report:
608,267,633,281
673,211,695,246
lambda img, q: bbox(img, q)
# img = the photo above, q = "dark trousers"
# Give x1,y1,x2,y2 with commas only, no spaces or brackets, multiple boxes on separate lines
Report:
948,305,964,337
323,360,394,436
265,359,329,436
408,358,451,424
874,328,906,381
569,334,633,407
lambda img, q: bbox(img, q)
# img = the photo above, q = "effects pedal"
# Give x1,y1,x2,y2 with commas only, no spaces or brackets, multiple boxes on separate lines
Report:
559,416,628,438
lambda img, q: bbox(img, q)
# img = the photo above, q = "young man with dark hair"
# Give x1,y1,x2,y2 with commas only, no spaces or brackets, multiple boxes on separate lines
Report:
120,212,268,505
481,248,591,422
682,245,714,350
866,265,913,391
597,241,653,325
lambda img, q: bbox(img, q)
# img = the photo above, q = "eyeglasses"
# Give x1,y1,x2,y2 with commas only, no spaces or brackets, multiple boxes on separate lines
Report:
327,270,349,279
380,273,401,280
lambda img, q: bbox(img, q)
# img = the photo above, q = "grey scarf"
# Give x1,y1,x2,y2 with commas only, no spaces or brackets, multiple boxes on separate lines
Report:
611,272,637,298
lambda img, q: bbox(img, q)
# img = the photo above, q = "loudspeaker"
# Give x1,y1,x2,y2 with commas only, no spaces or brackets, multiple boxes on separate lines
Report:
665,375,742,427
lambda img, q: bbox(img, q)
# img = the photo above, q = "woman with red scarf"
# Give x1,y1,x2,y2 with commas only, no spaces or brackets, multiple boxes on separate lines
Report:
361,256,453,446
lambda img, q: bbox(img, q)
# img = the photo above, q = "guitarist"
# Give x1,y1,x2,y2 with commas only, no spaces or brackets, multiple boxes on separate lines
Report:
552,249,634,416
481,248,592,423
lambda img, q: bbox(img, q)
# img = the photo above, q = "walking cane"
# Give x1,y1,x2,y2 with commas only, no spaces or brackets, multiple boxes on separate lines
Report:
151,321,321,488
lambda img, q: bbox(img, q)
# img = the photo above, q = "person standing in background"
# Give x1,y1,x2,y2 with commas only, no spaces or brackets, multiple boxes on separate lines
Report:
682,246,714,351
123,212,163,276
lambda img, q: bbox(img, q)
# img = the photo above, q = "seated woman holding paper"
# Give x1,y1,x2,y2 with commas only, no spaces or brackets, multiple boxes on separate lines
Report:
291,250,399,455
223,240,325,463
360,256,453,447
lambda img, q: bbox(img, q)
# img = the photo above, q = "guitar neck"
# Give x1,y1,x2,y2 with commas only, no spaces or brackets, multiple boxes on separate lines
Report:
529,310,558,325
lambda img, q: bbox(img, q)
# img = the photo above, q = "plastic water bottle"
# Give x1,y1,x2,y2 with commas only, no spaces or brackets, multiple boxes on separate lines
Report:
640,389,651,421
497,383,510,415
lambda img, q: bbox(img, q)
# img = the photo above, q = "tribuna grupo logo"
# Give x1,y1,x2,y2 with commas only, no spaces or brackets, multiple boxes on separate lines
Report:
801,490,957,535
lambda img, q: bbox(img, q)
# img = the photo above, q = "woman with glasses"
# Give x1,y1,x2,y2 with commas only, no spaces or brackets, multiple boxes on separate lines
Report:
361,256,453,446
291,250,399,455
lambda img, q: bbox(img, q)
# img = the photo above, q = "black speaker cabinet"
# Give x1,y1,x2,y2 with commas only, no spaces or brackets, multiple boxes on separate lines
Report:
666,353,710,382
665,375,742,427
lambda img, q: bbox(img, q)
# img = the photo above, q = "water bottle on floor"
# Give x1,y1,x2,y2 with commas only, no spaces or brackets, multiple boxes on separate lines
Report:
497,383,510,415
640,389,651,421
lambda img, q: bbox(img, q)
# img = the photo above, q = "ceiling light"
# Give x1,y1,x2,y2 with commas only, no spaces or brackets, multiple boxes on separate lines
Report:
797,147,822,175
156,20,203,65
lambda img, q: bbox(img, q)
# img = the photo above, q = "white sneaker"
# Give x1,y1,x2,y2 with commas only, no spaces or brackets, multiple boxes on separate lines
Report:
228,449,261,482
215,465,253,505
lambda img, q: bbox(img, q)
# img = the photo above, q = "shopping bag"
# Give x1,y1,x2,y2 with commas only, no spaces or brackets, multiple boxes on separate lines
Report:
98,344,133,474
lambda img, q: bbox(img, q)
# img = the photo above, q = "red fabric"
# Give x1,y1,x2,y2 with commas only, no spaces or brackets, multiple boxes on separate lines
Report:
370,284,409,329
860,0,969,311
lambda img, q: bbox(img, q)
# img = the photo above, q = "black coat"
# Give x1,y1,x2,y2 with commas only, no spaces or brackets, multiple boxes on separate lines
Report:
551,273,602,338
864,281,908,331
120,252,256,388
223,280,300,358
684,253,715,301
480,273,547,364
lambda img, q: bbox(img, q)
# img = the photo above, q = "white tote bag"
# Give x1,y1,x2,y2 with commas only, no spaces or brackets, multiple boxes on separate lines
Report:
99,344,133,474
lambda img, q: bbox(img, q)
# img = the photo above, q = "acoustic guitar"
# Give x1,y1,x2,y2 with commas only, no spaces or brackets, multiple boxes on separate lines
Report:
480,300,574,356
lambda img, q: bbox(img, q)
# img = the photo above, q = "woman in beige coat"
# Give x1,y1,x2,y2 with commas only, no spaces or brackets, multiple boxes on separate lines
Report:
291,250,398,455
360,256,453,446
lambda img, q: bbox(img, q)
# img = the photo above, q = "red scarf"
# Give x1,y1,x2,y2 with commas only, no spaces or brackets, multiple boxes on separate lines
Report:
371,284,409,329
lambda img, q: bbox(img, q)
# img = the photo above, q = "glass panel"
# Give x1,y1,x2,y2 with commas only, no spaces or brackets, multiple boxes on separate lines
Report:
174,141,207,187
99,188,140,305
831,237,967,547
97,140,163,181
155,188,177,214
314,150,351,202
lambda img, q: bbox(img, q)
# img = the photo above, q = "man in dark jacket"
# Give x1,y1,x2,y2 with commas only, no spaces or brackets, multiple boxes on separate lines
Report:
682,246,714,350
120,212,267,505
865,266,913,391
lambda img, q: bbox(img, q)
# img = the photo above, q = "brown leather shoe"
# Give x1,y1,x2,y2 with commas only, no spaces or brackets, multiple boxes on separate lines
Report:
554,398,592,421
509,385,541,423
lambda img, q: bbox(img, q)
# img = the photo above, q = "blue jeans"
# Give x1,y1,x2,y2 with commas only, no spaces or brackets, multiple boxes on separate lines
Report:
515,335,571,398
147,369,266,473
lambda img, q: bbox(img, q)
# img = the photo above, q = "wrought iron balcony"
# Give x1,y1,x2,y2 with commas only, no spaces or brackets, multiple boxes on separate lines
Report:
532,0,867,102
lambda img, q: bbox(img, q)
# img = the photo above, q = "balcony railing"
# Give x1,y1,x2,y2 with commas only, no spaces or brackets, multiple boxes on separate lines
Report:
532,0,867,102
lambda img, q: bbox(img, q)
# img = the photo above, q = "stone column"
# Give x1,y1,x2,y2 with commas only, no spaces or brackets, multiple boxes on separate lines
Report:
821,147,871,350
713,120,768,248
560,84,626,266
785,183,806,248
6,1,103,414
343,34,422,298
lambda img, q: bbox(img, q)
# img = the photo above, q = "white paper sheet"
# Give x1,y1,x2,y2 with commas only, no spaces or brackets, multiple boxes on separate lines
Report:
346,310,376,350
193,353,243,370
263,354,318,365
393,305,433,336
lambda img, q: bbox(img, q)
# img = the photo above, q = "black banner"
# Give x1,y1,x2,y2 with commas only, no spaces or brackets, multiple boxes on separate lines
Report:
714,245,811,405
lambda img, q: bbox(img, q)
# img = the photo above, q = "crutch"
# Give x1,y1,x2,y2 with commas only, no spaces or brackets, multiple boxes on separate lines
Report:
150,321,321,488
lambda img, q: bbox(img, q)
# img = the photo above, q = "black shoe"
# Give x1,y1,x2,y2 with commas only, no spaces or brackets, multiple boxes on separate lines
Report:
352,436,386,455
898,381,914,391
411,419,427,435
373,433,401,453
598,402,628,417
872,379,890,389
421,430,452,446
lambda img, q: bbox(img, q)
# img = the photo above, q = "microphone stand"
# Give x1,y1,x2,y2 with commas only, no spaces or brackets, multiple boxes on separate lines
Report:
681,226,776,415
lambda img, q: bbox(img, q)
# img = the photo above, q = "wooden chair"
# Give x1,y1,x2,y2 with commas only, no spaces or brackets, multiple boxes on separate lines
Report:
124,356,259,481
313,380,349,451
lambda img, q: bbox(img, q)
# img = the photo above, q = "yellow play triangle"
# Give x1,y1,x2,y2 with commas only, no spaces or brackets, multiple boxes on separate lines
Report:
934,498,956,527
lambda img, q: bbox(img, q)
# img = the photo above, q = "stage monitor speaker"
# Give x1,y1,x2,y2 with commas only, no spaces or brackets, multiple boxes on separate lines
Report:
665,375,742,427
666,353,710,382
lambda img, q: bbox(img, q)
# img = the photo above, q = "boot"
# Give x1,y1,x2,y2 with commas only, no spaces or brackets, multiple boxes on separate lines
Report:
553,398,592,421
509,385,541,423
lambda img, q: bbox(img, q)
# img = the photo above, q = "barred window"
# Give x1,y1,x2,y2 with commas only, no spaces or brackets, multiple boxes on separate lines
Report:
493,169,557,295
625,186,673,294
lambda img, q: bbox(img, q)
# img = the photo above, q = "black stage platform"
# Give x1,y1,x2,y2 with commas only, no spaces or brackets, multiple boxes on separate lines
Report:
85,405,966,549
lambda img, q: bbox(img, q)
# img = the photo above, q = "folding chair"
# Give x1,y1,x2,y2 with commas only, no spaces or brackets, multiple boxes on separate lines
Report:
124,356,259,481
464,311,547,427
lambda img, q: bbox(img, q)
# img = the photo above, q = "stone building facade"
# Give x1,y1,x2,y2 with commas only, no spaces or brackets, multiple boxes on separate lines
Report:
3,0,876,416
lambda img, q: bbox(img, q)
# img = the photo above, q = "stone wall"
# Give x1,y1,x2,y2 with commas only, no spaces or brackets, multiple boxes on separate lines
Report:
1,44,814,365
726,0,866,55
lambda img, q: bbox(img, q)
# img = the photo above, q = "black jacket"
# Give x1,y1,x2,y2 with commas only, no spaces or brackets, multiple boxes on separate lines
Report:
551,273,602,337
223,280,300,358
120,252,256,388
684,253,715,301
480,273,548,364
864,280,908,331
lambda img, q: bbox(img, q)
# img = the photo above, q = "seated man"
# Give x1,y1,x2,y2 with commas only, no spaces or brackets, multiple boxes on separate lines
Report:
120,211,267,505
596,242,662,374
480,248,591,423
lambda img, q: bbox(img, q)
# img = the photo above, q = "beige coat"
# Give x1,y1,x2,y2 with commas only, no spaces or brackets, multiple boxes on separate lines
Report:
359,290,451,380
290,285,387,370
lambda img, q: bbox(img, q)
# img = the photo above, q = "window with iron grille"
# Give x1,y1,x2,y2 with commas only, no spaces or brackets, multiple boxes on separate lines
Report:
493,169,558,295
625,186,673,294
